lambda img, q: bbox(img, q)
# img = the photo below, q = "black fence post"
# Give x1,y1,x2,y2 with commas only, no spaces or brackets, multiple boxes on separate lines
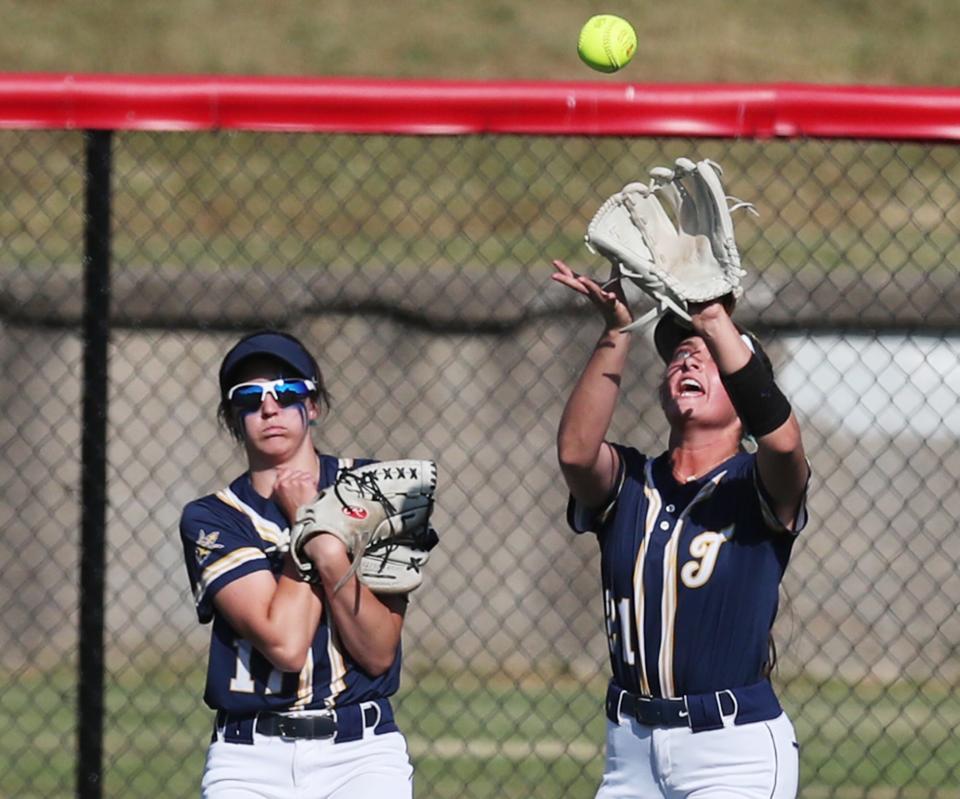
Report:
77,129,112,799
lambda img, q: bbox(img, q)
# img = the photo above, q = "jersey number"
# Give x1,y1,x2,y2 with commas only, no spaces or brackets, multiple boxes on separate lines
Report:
229,639,284,694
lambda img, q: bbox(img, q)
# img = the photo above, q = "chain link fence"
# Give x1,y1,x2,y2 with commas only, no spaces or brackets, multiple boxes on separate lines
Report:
1,126,959,798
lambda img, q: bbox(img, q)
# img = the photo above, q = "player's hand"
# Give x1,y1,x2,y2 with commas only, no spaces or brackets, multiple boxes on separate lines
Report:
303,534,352,586
687,294,736,336
551,259,633,331
273,467,319,524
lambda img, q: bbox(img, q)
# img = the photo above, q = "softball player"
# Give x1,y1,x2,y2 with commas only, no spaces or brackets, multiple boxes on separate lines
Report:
552,261,808,798
179,330,414,799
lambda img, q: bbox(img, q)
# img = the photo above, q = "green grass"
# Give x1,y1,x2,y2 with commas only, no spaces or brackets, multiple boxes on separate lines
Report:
0,0,958,85
4,662,960,798
398,671,605,798
783,677,960,793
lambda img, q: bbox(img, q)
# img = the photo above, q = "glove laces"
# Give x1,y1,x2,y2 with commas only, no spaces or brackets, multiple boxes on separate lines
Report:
334,468,397,515
330,468,398,592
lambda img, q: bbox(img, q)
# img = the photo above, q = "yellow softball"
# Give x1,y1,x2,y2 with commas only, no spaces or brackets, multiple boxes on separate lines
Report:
577,14,637,74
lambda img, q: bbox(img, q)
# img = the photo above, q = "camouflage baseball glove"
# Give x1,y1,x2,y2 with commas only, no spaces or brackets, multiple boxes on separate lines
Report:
289,459,438,594
585,157,756,332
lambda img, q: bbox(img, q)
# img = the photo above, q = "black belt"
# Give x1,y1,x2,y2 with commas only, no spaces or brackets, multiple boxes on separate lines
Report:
618,692,689,728
255,704,379,739
216,701,388,744
255,711,338,739
606,680,782,734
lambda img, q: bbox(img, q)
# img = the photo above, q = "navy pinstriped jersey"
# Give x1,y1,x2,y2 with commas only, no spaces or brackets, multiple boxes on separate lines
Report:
179,453,404,714
568,446,807,699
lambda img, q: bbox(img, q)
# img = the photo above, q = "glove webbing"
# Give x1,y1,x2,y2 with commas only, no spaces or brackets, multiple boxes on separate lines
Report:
609,184,754,333
331,467,398,593
624,191,697,330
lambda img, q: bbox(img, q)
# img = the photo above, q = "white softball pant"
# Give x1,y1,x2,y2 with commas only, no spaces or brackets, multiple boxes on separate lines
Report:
596,711,799,798
200,727,413,799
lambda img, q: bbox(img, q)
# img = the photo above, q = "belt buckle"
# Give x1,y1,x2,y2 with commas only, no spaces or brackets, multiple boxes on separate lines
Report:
277,712,336,740
274,715,299,740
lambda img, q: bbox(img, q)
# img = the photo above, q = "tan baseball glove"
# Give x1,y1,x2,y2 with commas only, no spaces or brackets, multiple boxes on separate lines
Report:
585,157,757,331
289,459,438,594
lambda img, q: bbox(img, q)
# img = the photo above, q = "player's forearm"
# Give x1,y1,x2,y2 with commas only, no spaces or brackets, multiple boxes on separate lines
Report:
698,302,808,522
691,308,752,376
251,581,321,672
322,582,401,675
756,415,809,527
307,544,402,675
557,327,629,468
215,568,322,673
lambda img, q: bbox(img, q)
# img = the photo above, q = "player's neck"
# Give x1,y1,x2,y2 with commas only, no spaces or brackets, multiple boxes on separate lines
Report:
247,444,321,498
668,430,740,484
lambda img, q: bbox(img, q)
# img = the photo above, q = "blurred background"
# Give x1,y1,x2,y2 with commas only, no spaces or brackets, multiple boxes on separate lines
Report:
0,0,955,84
2,2,960,799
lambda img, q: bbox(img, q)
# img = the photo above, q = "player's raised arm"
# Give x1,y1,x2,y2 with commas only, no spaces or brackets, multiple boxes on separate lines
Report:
551,259,632,509
688,300,809,529
560,157,803,799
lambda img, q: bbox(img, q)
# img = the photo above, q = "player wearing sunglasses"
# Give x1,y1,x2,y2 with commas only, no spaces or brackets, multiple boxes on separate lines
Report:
179,329,416,798
226,377,318,411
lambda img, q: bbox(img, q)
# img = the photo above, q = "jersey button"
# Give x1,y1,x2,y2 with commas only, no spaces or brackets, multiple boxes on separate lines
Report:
659,521,670,531
666,504,675,512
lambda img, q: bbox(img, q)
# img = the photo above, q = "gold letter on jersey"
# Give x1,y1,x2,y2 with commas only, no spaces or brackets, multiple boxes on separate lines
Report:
680,527,732,589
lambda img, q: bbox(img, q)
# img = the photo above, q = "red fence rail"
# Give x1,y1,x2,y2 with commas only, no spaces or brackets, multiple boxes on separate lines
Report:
1,73,959,139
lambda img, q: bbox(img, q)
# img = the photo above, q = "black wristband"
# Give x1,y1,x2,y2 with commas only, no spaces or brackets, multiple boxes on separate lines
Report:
720,354,792,438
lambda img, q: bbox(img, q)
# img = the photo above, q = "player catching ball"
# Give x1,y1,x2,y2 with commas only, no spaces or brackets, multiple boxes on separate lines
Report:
179,330,438,799
551,158,809,798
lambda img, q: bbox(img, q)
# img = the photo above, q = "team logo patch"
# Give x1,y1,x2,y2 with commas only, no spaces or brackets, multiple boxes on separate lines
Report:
195,529,224,564
343,506,368,520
